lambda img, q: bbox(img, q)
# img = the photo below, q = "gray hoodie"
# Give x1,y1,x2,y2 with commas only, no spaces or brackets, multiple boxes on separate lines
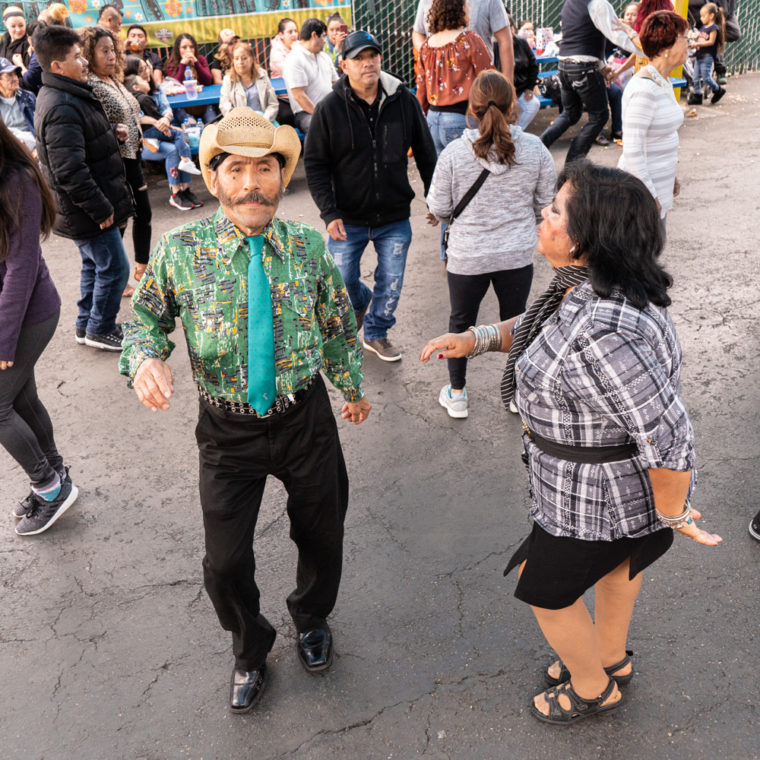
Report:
426,126,556,276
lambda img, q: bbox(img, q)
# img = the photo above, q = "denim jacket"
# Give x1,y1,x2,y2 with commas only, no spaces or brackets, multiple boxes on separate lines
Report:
15,87,37,136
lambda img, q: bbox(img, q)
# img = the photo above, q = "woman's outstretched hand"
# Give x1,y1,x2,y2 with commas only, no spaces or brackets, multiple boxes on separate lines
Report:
675,507,723,546
419,331,475,363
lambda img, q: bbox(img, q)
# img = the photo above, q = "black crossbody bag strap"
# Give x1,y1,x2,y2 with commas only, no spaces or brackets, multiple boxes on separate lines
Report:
451,168,491,221
443,168,490,262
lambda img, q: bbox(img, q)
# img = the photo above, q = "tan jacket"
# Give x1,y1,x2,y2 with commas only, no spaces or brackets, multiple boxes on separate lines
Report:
219,69,279,122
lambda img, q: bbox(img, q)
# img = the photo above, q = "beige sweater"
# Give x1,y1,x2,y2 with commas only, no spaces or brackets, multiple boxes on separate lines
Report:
219,70,279,122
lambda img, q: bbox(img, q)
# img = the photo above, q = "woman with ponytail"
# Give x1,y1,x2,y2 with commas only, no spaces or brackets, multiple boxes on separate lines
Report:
425,70,555,419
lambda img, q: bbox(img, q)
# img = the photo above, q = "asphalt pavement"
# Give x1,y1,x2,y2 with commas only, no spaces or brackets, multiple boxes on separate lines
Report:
1,73,759,760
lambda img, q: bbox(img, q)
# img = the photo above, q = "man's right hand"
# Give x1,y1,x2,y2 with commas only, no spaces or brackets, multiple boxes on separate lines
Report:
327,218,347,241
134,358,174,412
99,213,114,230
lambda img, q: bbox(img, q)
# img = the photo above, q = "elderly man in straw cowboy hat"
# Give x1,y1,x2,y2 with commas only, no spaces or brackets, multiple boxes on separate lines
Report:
119,108,371,714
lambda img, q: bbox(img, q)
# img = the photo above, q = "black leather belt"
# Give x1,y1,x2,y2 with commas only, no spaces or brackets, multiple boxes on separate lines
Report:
522,421,637,464
198,377,315,418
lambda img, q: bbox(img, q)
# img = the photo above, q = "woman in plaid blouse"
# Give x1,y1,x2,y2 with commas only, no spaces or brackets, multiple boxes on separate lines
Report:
421,160,722,725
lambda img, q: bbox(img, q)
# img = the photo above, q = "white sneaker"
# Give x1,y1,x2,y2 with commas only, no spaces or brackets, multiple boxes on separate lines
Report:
439,384,468,418
178,157,202,175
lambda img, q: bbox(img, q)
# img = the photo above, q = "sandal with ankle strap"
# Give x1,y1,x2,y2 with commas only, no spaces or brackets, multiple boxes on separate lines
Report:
544,650,634,687
530,677,622,725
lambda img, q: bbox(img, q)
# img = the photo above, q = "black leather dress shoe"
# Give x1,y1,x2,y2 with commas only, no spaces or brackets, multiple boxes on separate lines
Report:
296,627,333,673
230,664,267,714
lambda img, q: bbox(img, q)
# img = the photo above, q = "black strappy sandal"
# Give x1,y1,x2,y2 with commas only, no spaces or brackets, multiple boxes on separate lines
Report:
544,650,634,687
530,677,622,725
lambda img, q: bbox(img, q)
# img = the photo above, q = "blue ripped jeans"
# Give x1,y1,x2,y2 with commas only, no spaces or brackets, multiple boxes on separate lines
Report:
327,220,412,341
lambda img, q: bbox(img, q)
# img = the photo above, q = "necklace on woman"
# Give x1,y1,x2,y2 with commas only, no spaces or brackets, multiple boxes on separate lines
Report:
644,63,669,88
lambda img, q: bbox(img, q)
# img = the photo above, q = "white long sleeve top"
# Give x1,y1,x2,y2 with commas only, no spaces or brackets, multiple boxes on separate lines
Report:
618,72,684,218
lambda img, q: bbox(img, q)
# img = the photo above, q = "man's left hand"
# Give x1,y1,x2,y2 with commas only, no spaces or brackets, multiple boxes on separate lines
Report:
341,397,371,424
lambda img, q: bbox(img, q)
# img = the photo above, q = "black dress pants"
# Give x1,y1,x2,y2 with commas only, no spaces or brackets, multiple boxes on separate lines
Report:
195,375,349,671
447,265,533,389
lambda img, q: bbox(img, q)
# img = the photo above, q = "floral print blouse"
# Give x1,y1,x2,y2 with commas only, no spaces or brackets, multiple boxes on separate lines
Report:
416,29,493,113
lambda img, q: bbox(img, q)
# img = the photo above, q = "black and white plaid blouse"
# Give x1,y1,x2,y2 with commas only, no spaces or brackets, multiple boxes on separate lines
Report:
515,281,696,542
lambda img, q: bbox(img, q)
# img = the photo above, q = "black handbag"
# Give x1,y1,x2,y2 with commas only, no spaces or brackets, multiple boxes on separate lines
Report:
442,168,490,261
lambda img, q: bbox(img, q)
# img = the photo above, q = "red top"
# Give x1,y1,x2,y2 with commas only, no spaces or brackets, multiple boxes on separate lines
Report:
164,54,213,86
416,30,493,113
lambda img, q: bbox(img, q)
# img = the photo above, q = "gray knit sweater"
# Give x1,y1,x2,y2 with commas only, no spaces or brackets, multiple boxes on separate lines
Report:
426,126,556,275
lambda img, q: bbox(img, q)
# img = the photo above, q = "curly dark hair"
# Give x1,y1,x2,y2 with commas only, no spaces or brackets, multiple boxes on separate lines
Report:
427,0,467,34
79,25,123,78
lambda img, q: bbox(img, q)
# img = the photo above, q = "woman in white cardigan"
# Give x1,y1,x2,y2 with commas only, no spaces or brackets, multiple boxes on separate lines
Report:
219,41,279,122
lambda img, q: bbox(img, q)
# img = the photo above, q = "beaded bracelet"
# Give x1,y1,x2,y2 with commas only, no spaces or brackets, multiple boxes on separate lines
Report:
656,501,693,530
466,324,502,358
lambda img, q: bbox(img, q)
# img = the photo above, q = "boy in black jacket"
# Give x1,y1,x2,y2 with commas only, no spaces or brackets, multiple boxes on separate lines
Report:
304,31,436,362
34,25,133,352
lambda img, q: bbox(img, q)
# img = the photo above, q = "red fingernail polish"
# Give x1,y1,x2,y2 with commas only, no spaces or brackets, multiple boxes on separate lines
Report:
438,353,443,359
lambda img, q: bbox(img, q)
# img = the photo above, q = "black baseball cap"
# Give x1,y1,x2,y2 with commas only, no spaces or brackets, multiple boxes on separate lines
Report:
341,30,381,59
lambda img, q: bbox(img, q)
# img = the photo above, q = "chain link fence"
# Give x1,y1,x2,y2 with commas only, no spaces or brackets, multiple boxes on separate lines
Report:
352,0,759,84
2,1,755,77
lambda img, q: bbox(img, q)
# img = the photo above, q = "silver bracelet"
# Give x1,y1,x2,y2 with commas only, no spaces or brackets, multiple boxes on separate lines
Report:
656,501,693,530
466,324,501,358
467,325,501,359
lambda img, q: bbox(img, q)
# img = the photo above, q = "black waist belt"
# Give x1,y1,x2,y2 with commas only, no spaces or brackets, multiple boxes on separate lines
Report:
523,423,637,464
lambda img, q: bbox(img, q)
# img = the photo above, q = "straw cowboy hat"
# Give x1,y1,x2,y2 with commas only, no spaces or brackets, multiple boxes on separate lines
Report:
199,108,301,192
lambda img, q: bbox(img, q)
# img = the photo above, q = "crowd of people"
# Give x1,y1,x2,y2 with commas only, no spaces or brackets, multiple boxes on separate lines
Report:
1,0,751,730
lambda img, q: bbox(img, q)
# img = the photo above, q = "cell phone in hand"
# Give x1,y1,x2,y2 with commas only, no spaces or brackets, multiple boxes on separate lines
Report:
339,24,348,34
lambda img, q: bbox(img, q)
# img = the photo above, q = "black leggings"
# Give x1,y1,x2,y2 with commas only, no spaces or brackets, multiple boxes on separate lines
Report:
121,158,152,265
0,312,63,487
447,265,533,389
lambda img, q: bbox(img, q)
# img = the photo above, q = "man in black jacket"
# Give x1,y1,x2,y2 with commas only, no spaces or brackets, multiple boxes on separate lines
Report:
34,25,133,352
304,31,436,362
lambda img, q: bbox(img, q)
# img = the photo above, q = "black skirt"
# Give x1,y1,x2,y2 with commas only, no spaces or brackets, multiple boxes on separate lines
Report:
504,521,674,610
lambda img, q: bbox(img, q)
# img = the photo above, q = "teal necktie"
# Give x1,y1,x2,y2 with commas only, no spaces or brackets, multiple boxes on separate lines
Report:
245,235,276,415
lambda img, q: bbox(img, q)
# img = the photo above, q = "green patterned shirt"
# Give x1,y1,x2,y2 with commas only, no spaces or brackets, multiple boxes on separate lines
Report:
119,208,364,403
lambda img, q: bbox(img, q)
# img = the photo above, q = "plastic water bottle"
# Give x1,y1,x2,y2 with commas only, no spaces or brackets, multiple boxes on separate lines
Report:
184,66,197,99
188,124,201,151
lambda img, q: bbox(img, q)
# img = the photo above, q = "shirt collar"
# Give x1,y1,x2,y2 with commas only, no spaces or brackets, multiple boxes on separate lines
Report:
214,207,286,266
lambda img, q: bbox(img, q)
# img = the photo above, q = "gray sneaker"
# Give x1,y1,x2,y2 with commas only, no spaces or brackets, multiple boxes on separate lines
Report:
15,475,79,536
439,384,468,418
13,466,72,519
362,337,401,362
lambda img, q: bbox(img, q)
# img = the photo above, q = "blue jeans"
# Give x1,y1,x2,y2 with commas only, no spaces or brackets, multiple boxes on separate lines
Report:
327,220,412,342
607,82,622,136
426,110,468,155
427,110,468,258
141,125,193,187
693,55,719,95
517,92,540,130
73,226,129,336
